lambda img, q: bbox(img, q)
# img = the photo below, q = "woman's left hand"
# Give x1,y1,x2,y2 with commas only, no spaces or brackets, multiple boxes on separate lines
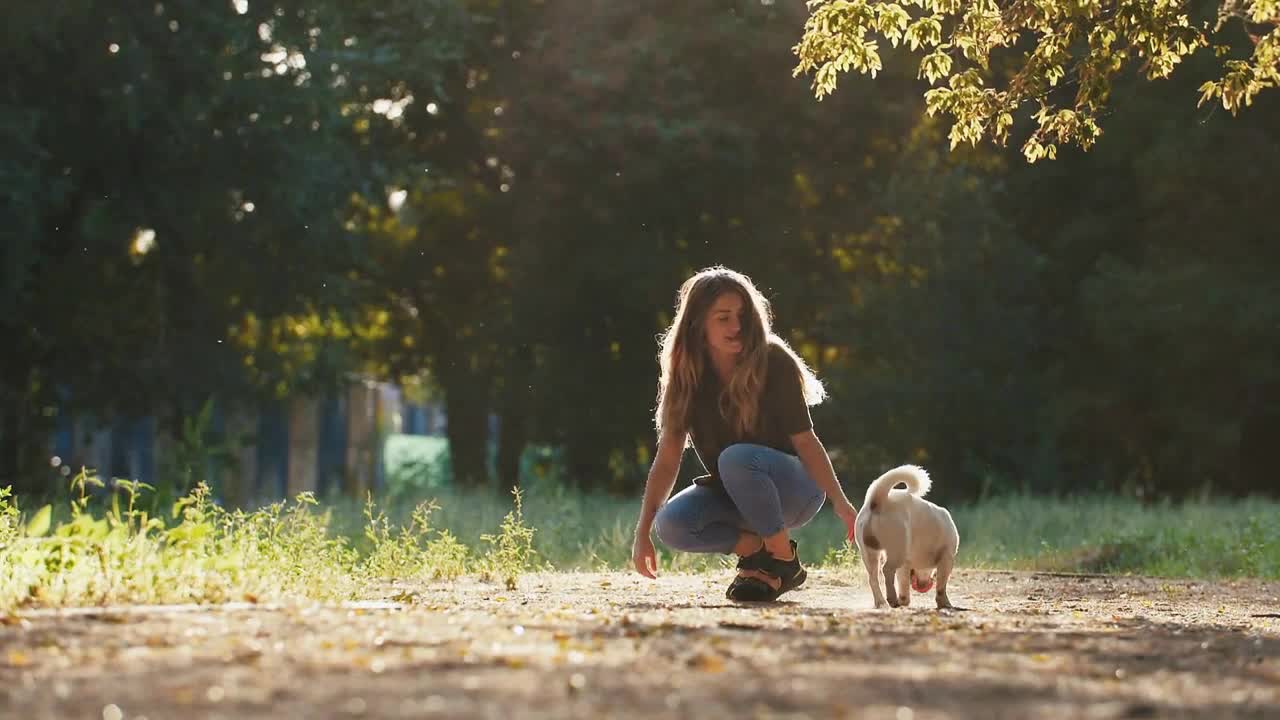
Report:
832,499,858,542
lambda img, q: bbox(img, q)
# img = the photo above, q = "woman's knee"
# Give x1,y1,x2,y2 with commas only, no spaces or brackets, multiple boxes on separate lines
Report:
717,443,764,481
652,503,692,549
785,491,825,528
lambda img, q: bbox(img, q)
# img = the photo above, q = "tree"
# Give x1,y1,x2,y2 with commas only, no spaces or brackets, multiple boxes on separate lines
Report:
498,0,862,490
793,0,1280,161
0,1,446,495
495,0,1007,492
334,0,537,489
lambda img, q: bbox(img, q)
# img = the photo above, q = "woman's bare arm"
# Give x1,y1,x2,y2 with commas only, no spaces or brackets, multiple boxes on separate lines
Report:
791,429,858,536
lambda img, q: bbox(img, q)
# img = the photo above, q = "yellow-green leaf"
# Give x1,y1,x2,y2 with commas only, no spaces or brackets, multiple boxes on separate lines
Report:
25,505,52,538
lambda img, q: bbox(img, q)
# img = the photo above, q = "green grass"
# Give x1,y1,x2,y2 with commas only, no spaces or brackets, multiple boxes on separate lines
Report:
352,477,1280,580
2,470,1277,614
955,493,1280,577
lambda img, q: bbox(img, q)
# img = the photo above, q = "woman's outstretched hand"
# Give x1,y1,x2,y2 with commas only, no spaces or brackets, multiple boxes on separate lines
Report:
632,531,659,578
833,499,858,543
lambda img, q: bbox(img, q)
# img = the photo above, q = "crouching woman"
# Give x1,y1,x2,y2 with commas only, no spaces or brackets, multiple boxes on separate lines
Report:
631,266,858,601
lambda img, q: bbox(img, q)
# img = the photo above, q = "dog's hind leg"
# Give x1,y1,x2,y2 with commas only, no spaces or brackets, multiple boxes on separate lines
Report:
862,549,888,609
883,551,905,608
934,551,955,610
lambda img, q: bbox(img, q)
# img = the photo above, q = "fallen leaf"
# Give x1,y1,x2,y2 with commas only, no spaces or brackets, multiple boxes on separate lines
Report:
688,652,726,673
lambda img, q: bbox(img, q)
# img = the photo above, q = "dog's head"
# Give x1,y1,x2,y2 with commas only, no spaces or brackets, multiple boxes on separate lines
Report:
910,568,936,593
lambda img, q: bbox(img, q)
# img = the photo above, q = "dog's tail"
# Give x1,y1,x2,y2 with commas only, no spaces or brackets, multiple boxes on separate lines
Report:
864,464,931,512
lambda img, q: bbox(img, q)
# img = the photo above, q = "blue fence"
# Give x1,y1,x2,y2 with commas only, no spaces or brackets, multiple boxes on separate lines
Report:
48,383,447,506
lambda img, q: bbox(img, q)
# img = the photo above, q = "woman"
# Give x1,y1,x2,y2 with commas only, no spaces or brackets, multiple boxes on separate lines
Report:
631,266,858,601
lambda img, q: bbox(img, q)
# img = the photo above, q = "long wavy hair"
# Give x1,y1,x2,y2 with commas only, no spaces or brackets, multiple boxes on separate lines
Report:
654,266,825,440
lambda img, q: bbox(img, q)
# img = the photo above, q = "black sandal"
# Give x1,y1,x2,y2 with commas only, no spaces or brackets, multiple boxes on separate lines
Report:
725,540,806,602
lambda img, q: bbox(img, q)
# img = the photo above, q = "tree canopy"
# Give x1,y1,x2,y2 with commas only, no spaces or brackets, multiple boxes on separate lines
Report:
794,0,1280,160
4,0,1278,502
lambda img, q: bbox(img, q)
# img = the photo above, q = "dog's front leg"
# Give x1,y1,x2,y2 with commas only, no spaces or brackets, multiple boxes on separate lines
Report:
894,567,911,607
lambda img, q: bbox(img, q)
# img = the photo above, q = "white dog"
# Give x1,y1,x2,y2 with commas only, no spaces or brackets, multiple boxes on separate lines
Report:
853,465,959,609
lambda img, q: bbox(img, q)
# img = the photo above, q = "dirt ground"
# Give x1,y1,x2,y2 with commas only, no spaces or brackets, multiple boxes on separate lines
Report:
1,569,1278,720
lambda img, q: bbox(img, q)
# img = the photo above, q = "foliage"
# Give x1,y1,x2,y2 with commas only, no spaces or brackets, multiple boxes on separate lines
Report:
794,0,1280,160
1,0,363,492
0,468,360,609
475,487,540,590
4,0,1279,505
361,496,469,581
0,470,539,613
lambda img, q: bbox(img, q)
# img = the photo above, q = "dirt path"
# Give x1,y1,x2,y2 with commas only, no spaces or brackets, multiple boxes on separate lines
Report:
1,569,1278,719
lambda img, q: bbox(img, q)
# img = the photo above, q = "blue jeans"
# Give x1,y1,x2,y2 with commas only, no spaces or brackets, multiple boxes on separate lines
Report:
653,443,826,554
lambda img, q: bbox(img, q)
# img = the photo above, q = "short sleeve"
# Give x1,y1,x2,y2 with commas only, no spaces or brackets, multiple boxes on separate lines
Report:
769,345,813,436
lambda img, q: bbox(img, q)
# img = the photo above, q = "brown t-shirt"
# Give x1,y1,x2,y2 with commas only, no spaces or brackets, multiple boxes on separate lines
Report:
687,342,814,489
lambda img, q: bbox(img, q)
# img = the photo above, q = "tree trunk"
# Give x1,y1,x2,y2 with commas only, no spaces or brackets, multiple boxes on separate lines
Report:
564,422,612,492
441,361,491,488
0,375,49,499
0,400,22,494
1237,380,1280,498
495,346,533,493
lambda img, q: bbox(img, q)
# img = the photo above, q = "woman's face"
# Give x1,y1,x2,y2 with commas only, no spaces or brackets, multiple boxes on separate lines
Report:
703,291,746,358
